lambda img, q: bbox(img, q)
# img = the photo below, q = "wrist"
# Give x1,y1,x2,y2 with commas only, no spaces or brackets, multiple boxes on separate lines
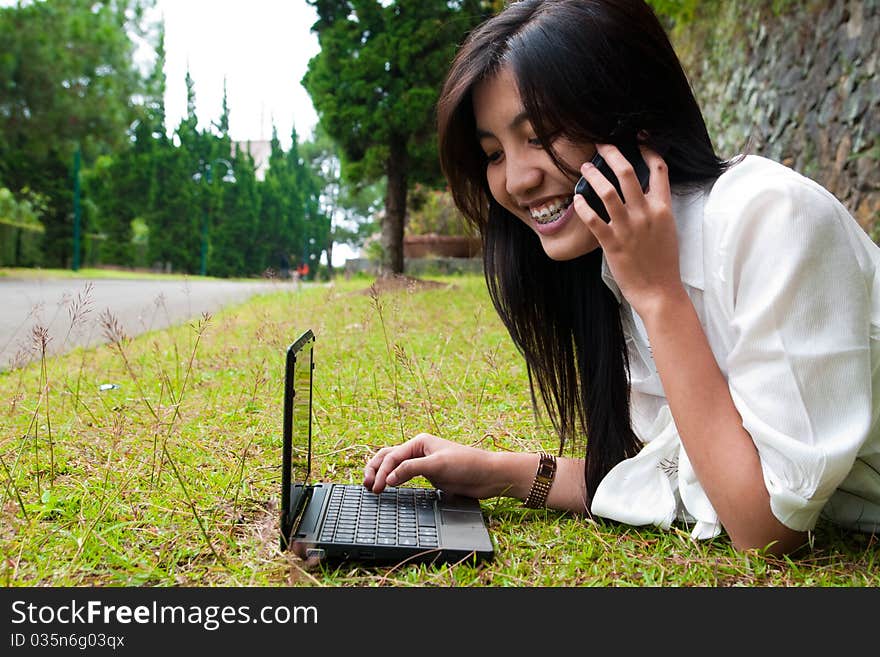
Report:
633,285,693,331
489,451,543,500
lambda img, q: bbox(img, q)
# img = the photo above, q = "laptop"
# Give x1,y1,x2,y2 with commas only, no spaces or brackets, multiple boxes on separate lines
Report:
280,329,495,565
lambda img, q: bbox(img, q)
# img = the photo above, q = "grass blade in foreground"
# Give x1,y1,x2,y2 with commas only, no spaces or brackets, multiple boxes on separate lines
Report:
0,274,876,586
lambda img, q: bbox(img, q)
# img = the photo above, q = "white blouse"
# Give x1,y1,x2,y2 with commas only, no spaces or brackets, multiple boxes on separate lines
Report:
590,155,880,539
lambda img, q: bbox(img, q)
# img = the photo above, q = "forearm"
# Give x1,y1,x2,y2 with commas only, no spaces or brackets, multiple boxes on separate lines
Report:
489,451,588,514
639,290,805,554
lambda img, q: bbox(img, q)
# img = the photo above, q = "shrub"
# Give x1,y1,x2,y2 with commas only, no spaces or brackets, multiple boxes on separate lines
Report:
405,184,475,238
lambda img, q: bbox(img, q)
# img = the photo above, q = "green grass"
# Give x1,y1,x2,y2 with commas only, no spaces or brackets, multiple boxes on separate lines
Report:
0,266,271,282
0,266,210,281
0,273,876,586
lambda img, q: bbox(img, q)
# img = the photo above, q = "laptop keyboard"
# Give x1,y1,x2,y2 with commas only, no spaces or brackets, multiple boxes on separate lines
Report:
319,485,440,548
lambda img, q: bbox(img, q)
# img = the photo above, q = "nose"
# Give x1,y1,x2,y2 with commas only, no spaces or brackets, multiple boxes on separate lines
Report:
505,151,542,199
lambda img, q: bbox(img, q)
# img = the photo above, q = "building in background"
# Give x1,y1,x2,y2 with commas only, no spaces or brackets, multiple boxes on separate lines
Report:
231,140,272,181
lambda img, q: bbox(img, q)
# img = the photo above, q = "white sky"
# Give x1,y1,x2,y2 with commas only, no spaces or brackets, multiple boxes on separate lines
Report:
151,0,320,150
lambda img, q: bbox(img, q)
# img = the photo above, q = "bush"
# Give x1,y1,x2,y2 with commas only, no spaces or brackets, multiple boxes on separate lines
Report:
0,187,46,266
405,184,475,238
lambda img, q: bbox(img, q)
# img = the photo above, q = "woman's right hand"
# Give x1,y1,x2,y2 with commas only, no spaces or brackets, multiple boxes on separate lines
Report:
363,433,508,499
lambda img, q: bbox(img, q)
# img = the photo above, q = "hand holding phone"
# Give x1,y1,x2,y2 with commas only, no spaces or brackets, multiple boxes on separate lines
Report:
574,146,650,223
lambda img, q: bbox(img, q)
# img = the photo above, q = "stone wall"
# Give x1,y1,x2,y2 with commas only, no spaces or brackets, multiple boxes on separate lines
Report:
673,0,879,235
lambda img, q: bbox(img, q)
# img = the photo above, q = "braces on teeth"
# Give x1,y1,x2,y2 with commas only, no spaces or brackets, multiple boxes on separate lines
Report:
532,197,572,224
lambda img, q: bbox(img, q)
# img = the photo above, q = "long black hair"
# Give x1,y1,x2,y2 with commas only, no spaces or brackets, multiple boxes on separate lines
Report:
437,0,730,504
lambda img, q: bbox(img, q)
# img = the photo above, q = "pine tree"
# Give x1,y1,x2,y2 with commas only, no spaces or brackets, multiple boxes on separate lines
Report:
259,126,298,276
0,0,155,267
146,67,203,273
303,0,487,274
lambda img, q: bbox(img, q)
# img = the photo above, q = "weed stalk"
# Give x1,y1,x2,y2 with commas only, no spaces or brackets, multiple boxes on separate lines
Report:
369,285,406,443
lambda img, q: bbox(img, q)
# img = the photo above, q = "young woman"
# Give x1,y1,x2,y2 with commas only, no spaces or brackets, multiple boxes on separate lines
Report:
363,0,880,555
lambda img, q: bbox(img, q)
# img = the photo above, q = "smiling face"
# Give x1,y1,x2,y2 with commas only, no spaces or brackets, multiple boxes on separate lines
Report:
473,66,599,261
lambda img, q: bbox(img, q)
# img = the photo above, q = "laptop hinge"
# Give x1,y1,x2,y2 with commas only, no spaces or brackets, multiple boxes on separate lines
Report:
280,483,309,551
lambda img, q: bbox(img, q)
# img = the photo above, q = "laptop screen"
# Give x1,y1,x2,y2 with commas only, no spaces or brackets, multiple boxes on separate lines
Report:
294,333,314,485
285,330,314,487
281,330,315,549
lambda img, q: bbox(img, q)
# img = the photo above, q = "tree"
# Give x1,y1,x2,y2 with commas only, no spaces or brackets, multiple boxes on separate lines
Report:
127,16,169,269
259,125,303,277
84,16,167,269
303,0,487,275
141,67,197,273
290,125,329,279
300,125,382,274
212,145,258,277
0,0,155,267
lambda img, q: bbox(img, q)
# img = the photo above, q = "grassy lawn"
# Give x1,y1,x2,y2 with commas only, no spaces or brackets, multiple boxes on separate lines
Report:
0,266,261,282
1,266,188,281
0,272,876,587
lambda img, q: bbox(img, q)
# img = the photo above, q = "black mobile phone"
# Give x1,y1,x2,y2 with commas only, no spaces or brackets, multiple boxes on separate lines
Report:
574,146,650,222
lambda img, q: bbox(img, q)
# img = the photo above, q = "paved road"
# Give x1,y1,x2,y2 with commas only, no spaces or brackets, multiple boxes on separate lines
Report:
0,276,291,370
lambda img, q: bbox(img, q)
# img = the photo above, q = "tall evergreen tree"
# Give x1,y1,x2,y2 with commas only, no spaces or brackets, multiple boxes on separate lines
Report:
131,17,170,268
0,0,155,267
212,145,257,277
84,14,169,267
146,67,203,273
203,80,236,274
303,0,487,274
217,77,230,136
298,125,367,277
289,123,327,278
259,126,299,276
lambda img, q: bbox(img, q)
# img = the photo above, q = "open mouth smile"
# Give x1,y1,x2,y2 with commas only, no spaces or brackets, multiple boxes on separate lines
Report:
530,196,574,225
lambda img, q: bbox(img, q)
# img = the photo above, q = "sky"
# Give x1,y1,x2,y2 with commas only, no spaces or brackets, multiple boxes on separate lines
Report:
146,0,321,150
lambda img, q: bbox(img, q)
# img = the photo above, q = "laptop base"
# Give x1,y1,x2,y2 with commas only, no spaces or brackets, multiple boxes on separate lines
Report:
286,483,494,566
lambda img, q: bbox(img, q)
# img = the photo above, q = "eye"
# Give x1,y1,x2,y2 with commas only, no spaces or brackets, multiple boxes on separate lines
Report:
485,150,503,164
528,137,543,147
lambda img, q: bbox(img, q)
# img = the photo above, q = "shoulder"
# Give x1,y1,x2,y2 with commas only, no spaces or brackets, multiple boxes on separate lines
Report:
701,155,859,259
705,155,844,223
693,156,880,311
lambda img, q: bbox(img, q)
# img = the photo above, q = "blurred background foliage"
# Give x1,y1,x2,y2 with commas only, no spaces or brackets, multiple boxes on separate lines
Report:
1,0,874,277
